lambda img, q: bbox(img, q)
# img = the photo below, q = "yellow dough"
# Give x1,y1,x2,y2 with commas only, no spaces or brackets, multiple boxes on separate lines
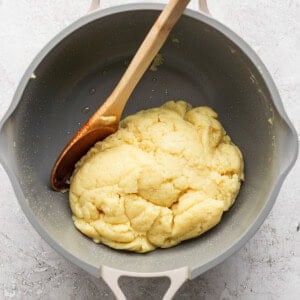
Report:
69,101,244,253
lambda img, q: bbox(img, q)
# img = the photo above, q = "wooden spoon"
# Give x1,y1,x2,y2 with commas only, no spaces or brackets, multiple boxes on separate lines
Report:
51,0,190,191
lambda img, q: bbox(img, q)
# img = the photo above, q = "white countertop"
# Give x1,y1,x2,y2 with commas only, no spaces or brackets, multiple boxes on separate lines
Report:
0,1,299,299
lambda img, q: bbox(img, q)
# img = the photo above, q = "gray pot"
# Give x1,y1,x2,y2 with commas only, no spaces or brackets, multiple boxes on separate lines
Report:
0,1,298,299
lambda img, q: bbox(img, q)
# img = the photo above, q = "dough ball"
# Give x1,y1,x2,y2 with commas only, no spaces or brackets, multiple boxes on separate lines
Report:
69,101,244,253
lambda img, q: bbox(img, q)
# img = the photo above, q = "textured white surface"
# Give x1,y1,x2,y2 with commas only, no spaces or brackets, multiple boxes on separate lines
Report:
0,0,299,299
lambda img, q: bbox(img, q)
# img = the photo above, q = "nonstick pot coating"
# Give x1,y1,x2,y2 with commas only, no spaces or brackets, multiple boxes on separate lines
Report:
0,5,297,279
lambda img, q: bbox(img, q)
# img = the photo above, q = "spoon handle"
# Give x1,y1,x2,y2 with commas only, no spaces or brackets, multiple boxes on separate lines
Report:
97,0,190,119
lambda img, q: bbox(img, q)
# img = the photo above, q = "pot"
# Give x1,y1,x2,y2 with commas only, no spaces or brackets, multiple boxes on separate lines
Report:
0,1,298,299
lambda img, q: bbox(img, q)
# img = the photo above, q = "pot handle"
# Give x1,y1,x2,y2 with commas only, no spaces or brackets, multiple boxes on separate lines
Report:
198,0,210,15
101,266,189,300
88,0,100,12
88,0,210,15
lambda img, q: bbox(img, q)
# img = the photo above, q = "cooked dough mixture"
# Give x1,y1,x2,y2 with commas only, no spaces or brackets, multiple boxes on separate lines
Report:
69,101,244,253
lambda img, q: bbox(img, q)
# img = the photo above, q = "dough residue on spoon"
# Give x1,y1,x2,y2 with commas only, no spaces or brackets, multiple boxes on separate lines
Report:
69,101,244,253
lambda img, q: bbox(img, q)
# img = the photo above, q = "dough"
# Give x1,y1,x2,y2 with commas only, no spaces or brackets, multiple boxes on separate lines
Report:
69,101,244,253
